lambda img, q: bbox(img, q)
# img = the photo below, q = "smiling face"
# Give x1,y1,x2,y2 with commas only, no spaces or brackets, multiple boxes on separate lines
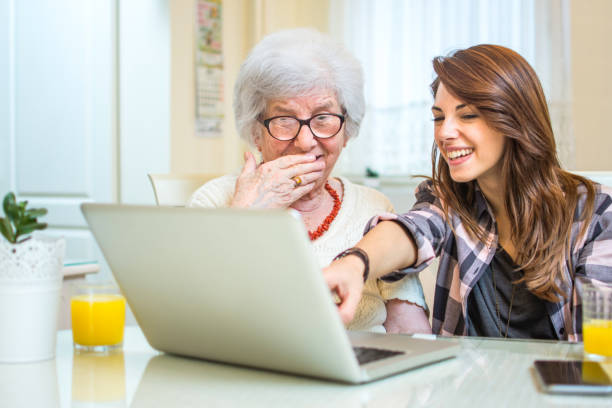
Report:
432,82,506,186
255,89,347,190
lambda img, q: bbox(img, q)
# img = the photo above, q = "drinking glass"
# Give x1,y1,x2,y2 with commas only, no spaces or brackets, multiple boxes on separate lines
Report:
577,276,612,361
71,282,126,352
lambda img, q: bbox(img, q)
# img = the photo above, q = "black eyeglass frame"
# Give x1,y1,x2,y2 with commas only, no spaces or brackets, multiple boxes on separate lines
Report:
260,113,345,141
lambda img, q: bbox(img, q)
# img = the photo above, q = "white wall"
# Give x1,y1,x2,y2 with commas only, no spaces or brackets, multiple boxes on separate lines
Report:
119,0,171,204
170,0,251,175
571,0,612,171
0,0,12,191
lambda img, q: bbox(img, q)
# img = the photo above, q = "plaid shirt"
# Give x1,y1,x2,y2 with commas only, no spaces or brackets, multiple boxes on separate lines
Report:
368,180,612,341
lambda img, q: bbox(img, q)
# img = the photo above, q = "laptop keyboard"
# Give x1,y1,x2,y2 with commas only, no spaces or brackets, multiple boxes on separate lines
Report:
353,346,405,365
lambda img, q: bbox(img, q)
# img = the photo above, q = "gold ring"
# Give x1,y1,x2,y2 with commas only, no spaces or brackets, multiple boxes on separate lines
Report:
292,176,302,187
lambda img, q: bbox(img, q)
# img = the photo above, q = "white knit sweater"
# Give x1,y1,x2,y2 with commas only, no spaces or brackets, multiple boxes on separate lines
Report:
188,175,426,332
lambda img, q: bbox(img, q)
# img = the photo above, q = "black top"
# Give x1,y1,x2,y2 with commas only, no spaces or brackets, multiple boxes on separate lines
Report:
467,247,557,339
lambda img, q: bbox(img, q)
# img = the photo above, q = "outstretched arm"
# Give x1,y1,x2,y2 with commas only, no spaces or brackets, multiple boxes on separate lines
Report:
322,220,418,324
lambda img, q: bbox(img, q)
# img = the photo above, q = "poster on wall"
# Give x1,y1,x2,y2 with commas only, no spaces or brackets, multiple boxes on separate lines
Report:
195,0,223,138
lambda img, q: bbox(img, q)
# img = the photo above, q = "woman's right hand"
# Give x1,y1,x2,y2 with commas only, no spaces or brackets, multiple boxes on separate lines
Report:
230,151,325,209
322,255,366,325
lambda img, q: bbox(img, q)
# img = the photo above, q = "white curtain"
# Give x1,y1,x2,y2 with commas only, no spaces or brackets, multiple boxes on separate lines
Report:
329,0,573,176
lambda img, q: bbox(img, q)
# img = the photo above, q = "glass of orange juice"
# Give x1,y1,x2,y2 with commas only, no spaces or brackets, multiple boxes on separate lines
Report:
578,277,612,361
71,282,126,352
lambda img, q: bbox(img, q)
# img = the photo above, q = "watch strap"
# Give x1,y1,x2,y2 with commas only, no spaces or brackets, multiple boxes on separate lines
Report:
333,247,370,283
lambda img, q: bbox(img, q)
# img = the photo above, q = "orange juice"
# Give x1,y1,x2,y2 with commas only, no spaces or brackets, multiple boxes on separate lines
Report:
583,319,612,357
71,294,126,347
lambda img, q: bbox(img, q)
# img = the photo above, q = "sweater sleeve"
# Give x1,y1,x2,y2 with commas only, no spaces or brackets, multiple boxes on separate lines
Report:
377,274,427,310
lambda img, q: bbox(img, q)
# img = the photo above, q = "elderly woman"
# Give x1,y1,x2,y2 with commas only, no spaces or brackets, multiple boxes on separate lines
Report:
188,28,430,334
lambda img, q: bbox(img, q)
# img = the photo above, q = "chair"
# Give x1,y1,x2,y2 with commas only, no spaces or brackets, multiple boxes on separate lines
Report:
147,173,221,206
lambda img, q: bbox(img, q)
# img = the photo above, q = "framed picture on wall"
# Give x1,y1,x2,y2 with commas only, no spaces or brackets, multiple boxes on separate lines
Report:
195,0,223,138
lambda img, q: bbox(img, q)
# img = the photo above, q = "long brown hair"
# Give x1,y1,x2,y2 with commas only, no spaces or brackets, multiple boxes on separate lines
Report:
430,44,595,302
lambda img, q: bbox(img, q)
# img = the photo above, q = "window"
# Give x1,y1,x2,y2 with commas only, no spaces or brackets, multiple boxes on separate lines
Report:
330,0,572,176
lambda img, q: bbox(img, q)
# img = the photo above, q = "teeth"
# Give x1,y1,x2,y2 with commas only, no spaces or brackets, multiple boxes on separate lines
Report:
447,149,473,160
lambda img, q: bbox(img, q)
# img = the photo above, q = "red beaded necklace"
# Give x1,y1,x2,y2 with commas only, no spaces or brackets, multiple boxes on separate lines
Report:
309,182,342,241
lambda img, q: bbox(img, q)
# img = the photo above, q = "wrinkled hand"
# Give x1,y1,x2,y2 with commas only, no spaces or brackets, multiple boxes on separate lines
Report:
322,256,365,325
230,152,325,208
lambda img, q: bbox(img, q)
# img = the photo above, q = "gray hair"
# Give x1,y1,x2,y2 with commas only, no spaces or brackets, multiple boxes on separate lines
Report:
233,28,365,146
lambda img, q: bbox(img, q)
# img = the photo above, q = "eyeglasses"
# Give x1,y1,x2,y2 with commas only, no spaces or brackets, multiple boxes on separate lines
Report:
260,113,345,141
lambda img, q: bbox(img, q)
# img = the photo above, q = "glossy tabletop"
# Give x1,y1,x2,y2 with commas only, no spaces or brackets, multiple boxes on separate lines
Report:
1,326,610,407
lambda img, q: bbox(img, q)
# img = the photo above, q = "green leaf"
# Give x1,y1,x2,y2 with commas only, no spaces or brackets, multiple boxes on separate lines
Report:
22,215,35,225
16,222,47,239
3,192,18,222
4,205,19,222
24,208,47,218
0,217,16,243
3,192,15,210
1,192,48,243
17,200,27,213
365,167,380,178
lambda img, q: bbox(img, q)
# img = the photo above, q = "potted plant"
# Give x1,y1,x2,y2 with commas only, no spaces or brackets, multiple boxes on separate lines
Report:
0,192,65,363
363,166,381,188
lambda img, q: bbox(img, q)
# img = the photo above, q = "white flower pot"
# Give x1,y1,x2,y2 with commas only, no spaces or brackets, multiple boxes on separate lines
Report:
0,235,65,363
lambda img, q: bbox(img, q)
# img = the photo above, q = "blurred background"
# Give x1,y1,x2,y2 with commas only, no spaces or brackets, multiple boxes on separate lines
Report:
1,0,610,274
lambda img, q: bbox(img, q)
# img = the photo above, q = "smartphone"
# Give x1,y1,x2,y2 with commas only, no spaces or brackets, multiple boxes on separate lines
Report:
534,360,612,395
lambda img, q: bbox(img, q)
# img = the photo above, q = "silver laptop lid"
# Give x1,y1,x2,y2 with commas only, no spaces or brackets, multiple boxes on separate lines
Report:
81,204,362,381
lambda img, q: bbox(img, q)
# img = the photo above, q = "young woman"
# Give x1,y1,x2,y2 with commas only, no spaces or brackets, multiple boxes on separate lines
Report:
324,44,612,340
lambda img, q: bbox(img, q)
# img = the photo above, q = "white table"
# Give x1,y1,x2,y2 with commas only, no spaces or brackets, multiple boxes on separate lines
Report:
0,327,610,407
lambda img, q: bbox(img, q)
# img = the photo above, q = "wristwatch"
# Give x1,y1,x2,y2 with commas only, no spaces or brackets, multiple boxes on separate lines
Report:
333,247,370,282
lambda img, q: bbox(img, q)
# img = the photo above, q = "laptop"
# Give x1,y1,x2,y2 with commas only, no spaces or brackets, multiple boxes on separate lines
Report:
81,204,459,384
